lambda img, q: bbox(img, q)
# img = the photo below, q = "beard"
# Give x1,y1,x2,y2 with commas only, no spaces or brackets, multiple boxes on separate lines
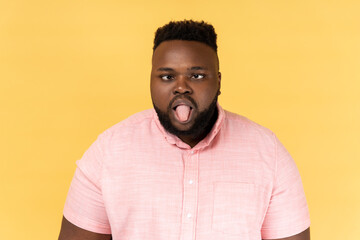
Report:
153,93,219,139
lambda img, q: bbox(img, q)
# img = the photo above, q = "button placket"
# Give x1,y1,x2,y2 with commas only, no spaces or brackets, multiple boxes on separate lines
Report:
180,150,199,240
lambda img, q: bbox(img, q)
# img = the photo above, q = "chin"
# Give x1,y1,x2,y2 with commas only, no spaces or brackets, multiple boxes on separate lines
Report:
171,122,194,132
153,95,219,138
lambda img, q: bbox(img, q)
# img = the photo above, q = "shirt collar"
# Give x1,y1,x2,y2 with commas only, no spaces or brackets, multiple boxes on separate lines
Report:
152,103,225,150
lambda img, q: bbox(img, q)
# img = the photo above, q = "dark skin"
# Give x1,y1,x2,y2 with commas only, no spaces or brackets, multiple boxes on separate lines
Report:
58,40,310,239
58,217,112,240
150,40,221,147
58,215,309,240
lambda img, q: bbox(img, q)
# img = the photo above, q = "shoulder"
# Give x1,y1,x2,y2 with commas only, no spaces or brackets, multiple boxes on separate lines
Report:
97,109,155,143
219,109,277,156
223,109,275,140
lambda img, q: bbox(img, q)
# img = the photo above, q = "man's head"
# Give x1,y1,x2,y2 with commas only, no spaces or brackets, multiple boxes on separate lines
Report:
153,20,218,53
150,20,221,146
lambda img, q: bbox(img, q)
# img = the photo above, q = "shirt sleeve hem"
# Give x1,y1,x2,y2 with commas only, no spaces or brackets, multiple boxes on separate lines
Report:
261,219,310,239
63,211,112,235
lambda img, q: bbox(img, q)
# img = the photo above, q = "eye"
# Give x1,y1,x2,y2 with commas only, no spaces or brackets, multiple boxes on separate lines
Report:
161,75,174,81
192,74,205,79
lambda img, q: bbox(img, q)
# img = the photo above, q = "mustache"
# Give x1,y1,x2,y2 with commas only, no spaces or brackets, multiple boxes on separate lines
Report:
167,95,198,111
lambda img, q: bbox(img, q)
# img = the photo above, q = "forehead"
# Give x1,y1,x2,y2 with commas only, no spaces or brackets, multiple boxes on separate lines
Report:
152,40,218,70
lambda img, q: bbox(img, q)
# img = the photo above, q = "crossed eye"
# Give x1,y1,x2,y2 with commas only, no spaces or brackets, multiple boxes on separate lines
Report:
192,74,204,79
161,75,174,81
160,74,205,81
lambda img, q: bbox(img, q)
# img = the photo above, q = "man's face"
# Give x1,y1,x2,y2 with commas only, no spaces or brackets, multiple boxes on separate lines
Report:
150,40,221,137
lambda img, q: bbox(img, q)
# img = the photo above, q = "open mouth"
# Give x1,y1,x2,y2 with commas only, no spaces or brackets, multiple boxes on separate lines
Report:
173,104,193,123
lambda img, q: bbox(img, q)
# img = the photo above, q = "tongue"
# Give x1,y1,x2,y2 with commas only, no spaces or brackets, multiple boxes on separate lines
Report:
175,105,191,122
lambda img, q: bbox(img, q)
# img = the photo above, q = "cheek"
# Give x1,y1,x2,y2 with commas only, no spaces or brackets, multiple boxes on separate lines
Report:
151,85,170,107
196,86,219,107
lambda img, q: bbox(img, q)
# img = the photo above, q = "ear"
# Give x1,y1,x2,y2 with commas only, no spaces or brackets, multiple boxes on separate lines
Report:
218,72,222,95
218,72,221,86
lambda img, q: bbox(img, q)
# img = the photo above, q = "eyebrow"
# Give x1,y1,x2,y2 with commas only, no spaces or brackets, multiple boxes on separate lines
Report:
156,67,174,72
189,66,208,71
156,66,208,72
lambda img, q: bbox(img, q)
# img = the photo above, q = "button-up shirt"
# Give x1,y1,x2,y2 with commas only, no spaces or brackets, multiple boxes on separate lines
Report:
63,104,310,240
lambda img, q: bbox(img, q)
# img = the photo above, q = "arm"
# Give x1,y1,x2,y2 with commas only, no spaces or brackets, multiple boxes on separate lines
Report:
58,216,112,240
261,134,310,239
60,133,112,239
263,227,310,240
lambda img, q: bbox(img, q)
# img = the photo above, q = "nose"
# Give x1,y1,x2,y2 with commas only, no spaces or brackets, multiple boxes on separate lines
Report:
173,76,192,95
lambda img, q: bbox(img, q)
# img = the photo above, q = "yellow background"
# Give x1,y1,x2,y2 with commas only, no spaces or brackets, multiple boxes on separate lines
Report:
1,0,359,239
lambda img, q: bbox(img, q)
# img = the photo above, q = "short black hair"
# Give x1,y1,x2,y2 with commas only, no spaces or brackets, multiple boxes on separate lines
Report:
153,20,218,53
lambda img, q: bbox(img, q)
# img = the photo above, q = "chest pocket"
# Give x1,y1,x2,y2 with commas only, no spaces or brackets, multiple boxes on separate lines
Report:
212,182,261,237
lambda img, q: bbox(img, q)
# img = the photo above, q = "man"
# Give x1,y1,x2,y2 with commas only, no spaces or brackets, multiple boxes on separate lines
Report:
59,20,310,240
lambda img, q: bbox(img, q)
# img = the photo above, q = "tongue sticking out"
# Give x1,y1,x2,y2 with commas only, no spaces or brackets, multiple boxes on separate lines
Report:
175,105,191,122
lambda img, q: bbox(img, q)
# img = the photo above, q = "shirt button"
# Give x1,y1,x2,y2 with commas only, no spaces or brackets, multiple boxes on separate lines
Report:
189,180,193,184
191,151,194,154
187,213,192,218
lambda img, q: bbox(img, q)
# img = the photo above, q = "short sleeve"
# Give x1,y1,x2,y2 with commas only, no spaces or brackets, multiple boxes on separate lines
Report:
63,132,111,234
261,134,310,239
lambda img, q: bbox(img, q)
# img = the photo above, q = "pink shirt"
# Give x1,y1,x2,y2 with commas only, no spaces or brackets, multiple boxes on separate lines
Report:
63,105,310,240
